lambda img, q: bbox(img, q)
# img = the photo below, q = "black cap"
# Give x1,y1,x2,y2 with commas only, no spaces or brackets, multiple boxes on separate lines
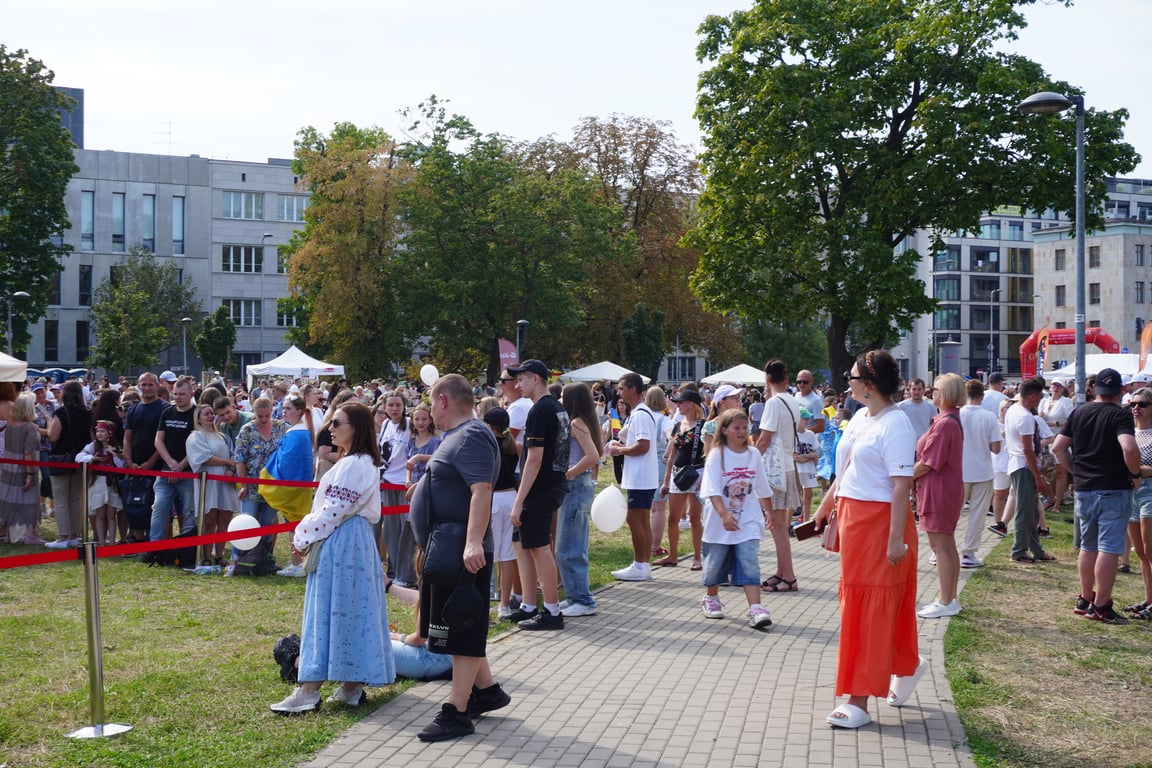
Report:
989,372,1005,384
507,359,550,380
669,390,702,405
1095,368,1123,395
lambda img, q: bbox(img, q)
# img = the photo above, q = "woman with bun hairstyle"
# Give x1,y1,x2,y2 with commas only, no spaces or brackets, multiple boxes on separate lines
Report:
814,350,922,729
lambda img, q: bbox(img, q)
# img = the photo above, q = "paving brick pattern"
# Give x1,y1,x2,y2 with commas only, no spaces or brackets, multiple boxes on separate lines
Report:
302,514,996,768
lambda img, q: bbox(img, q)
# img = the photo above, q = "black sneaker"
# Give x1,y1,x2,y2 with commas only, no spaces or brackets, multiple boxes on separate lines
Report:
506,606,538,623
1085,601,1130,625
467,683,511,718
518,610,563,631
987,521,1007,537
417,703,475,742
1074,594,1094,615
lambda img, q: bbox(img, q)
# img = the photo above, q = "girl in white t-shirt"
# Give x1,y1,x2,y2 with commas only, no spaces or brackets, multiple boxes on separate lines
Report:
698,409,775,629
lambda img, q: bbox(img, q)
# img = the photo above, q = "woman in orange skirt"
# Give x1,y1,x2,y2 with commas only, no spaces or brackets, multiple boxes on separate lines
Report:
814,349,924,729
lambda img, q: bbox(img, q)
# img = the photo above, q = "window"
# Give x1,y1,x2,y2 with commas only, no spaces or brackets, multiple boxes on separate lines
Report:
970,277,999,302
1089,245,1100,268
668,356,696,381
1007,305,1033,331
49,270,61,305
277,195,309,222
277,247,289,274
971,307,997,331
221,245,264,273
1007,221,1025,241
1055,285,1067,307
1137,281,1146,304
1137,244,1145,267
933,245,961,271
1007,276,1033,303
80,191,94,251
971,247,999,272
1054,249,1066,271
112,193,125,251
934,276,960,301
979,221,1000,239
276,308,299,327
75,321,90,362
142,194,155,252
224,299,262,327
969,335,992,365
1089,283,1101,305
173,196,185,255
1006,247,1031,273
44,320,59,360
1139,203,1152,222
79,265,92,306
935,305,960,330
222,191,264,220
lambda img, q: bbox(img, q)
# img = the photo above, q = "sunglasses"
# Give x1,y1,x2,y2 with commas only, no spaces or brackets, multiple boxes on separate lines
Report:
330,419,350,427
843,371,864,382
499,378,516,384
1130,402,1151,410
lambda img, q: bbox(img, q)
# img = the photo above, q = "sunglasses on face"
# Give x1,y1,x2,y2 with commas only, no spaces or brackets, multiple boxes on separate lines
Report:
1130,402,1151,410
843,371,864,382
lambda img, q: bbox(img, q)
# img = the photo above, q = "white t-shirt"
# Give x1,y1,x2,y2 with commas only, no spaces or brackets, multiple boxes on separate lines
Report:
759,393,802,470
506,396,532,435
897,398,938,439
1038,395,1073,427
621,402,660,490
380,418,411,485
795,430,818,481
700,445,773,545
982,389,1008,418
1004,403,1036,475
835,407,916,502
959,404,1001,483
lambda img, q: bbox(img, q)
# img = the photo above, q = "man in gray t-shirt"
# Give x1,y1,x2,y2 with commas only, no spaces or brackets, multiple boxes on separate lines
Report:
898,378,938,439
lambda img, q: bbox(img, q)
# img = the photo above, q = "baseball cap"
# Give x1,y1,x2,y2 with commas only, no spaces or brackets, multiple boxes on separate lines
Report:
713,384,745,402
31,382,45,391
159,370,178,382
669,389,703,405
1095,368,1123,395
989,372,1005,384
507,359,550,380
1131,371,1152,385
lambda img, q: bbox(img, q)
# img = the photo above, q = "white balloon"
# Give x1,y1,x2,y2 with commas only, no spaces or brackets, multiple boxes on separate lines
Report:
420,364,440,387
591,485,628,533
227,514,262,551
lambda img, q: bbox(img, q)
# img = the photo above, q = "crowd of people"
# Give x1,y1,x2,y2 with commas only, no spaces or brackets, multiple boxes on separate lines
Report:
3,351,1149,739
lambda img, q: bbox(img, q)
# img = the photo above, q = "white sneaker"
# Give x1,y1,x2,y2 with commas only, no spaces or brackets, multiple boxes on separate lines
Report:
917,599,961,619
560,602,598,617
700,595,725,619
928,553,937,566
611,563,652,581
678,518,691,530
747,605,773,629
326,683,366,706
961,555,985,569
497,605,514,621
270,686,320,714
277,564,305,577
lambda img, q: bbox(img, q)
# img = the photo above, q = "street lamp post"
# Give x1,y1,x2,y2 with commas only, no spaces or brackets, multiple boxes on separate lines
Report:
988,287,1002,382
181,317,192,373
515,319,529,361
5,290,31,356
1018,90,1086,404
260,233,273,364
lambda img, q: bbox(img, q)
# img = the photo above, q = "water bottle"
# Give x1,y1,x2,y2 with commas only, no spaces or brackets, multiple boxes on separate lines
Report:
193,564,222,575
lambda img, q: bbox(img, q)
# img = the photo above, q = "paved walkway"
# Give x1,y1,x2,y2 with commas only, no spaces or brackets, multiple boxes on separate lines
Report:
303,517,1000,768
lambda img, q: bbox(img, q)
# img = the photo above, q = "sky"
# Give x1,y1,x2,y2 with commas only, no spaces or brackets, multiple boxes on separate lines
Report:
3,0,1149,176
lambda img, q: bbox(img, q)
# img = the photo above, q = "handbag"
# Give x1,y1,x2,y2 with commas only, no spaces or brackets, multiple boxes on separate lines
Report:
820,511,839,552
422,520,469,585
671,423,702,491
762,398,787,491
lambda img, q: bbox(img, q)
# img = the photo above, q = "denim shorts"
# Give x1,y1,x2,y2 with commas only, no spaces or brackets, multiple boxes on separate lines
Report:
701,539,761,587
1131,484,1152,523
1077,490,1131,555
627,488,656,511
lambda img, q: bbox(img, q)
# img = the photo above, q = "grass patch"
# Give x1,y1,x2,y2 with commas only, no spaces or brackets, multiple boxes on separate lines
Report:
945,505,1152,768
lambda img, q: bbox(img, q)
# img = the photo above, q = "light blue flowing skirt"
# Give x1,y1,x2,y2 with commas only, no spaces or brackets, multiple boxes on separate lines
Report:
298,515,395,686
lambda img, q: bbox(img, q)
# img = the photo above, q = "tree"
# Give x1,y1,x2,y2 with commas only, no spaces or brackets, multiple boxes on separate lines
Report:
194,305,237,377
740,319,830,383
88,245,201,372
0,46,78,354
621,303,666,382
689,0,1139,378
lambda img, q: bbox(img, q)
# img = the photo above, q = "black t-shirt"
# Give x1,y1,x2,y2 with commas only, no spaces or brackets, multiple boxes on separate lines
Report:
410,418,499,552
671,422,704,468
158,404,196,465
124,399,166,462
495,444,518,492
1061,401,1135,490
53,406,93,455
521,395,570,501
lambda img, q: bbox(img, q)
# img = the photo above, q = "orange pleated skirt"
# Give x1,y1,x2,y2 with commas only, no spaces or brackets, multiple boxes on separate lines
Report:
835,497,920,698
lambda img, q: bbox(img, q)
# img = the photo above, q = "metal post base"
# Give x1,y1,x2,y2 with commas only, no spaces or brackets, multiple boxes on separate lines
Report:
65,722,133,739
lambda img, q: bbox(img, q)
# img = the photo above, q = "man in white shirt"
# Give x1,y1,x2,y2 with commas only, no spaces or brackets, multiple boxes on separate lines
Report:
982,372,1008,418
958,380,1002,568
755,358,803,592
897,378,937,439
607,373,660,581
1039,379,1074,510
1005,378,1054,563
499,368,532,447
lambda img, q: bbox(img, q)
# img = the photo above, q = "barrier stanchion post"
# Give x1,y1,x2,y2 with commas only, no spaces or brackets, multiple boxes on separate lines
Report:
197,470,207,541
64,540,132,739
81,461,91,544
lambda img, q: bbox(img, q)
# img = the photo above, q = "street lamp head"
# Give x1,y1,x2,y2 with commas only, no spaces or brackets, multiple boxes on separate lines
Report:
516,319,529,328
12,291,31,300
181,317,192,323
1017,91,1074,116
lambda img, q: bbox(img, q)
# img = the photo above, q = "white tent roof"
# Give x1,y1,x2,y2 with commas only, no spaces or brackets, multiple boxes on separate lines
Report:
246,345,344,379
1,352,28,382
701,363,764,386
1046,353,1140,383
560,361,650,385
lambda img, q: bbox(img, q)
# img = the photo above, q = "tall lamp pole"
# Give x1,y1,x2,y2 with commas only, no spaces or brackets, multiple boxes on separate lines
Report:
181,317,192,373
6,290,31,355
515,319,529,361
988,287,1001,382
1018,91,1086,404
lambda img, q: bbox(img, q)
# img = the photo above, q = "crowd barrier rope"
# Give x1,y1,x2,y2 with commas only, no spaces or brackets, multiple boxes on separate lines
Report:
0,455,411,738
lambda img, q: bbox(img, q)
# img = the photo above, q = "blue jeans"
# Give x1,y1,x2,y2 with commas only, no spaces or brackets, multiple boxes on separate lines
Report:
1077,489,1130,555
149,476,195,541
556,471,596,607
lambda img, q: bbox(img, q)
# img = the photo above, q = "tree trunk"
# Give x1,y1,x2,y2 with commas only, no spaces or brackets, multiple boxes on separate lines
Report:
826,314,855,387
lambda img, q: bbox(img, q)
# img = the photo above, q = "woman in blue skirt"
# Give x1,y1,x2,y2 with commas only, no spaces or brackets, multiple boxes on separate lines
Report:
270,402,395,714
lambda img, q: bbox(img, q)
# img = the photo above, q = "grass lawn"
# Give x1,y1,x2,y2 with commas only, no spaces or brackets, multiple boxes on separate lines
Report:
945,504,1152,768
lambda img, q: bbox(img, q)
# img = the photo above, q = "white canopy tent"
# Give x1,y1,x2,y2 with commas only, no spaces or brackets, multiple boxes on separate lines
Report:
1,351,28,382
246,345,345,382
700,363,765,387
1046,353,1140,384
560,361,650,385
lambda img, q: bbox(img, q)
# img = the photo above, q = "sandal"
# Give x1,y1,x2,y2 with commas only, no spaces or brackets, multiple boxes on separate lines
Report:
689,561,703,571
1123,601,1150,614
761,575,799,592
1012,556,1037,564
1036,553,1057,562
653,557,678,567
651,547,669,558
1134,606,1152,621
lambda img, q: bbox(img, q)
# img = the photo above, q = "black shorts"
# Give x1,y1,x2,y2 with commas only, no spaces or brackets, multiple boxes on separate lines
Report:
420,556,493,658
519,494,560,550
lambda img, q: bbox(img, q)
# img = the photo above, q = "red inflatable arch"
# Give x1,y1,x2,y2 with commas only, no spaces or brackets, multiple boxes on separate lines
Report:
1019,327,1121,378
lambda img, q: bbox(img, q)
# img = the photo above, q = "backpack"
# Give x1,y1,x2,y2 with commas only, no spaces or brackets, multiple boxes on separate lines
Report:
143,526,198,568
233,536,279,576
119,474,155,532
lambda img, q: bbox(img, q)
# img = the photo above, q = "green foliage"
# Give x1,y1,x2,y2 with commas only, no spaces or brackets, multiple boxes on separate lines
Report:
741,319,830,381
194,305,237,376
0,46,78,353
88,245,201,373
689,0,1139,378
621,303,666,382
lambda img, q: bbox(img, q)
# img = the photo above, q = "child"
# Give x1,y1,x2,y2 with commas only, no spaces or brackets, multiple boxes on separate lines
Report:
403,403,441,501
793,412,818,523
699,408,776,629
76,420,125,545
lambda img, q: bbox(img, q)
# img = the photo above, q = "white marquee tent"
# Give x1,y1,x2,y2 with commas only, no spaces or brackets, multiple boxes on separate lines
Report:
560,361,650,385
700,363,765,386
246,345,344,381
1,351,28,382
